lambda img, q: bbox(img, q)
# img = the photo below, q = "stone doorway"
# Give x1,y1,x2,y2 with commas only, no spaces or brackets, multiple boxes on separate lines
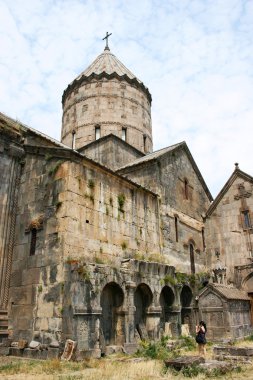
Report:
100,282,124,345
180,285,193,331
160,285,175,327
248,292,253,325
134,283,153,339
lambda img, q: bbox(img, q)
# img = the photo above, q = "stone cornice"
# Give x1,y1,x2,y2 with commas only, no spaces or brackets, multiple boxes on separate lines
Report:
62,72,152,106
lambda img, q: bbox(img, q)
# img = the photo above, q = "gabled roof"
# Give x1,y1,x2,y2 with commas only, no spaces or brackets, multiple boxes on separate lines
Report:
199,283,250,301
117,142,183,170
78,133,144,157
206,167,253,217
0,112,69,149
117,141,213,201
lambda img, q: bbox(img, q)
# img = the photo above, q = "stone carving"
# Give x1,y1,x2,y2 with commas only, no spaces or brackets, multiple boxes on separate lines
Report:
61,339,77,361
199,292,222,307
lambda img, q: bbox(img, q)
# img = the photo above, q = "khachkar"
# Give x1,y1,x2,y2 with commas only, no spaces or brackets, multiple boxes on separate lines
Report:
61,34,153,154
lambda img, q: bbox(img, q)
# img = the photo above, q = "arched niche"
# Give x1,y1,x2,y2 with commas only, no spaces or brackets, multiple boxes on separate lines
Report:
180,285,193,328
134,283,153,338
160,286,175,326
100,282,124,345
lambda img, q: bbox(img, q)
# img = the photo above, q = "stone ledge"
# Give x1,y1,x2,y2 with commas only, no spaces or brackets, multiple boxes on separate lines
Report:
164,356,205,370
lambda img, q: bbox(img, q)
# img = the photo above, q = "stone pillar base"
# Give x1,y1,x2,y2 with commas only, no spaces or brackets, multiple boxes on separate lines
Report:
123,343,138,354
77,348,101,360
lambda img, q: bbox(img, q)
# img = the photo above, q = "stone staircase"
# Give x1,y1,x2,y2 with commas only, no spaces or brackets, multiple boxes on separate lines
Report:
0,310,9,341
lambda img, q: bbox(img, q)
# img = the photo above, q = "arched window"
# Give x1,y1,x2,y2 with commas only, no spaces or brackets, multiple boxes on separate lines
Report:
174,216,179,242
202,228,206,250
184,179,189,200
71,130,76,150
30,228,37,256
242,210,251,229
122,127,127,141
143,135,147,152
189,243,195,274
95,125,101,140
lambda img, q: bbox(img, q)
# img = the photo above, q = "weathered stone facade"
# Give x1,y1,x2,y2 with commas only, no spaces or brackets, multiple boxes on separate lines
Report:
198,284,251,341
205,167,253,285
118,143,212,273
0,45,252,355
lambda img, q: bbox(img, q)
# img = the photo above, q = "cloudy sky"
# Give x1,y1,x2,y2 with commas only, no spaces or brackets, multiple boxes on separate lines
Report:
1,0,253,197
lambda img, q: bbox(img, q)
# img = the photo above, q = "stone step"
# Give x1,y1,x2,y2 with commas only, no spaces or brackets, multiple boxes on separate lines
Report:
0,310,9,340
0,329,9,335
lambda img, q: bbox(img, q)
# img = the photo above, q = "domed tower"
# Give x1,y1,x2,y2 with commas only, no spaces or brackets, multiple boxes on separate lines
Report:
61,39,153,154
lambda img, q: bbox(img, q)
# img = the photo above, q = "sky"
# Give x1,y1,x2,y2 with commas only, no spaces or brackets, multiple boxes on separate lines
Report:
0,0,253,197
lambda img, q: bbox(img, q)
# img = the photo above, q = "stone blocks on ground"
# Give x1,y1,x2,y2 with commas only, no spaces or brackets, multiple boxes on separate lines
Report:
164,356,205,370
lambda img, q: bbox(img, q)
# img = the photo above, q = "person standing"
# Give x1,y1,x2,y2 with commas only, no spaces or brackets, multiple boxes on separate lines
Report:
195,321,207,357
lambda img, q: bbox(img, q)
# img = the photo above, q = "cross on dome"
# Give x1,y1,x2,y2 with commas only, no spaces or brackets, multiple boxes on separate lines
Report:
102,32,112,51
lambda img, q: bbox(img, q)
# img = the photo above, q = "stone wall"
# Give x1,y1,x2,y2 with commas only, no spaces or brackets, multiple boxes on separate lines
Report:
56,159,161,264
205,176,253,283
8,145,162,342
79,135,144,171
0,130,24,311
9,149,64,342
118,146,211,273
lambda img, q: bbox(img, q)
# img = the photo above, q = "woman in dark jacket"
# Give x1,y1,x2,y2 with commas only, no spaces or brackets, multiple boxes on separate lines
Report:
195,321,207,357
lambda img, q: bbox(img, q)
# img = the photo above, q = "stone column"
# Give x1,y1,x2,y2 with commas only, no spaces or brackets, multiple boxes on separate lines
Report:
124,281,136,353
146,306,162,339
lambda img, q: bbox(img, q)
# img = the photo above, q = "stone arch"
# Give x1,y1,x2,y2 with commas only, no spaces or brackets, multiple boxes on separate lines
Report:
160,286,175,328
180,285,193,328
134,283,153,338
242,272,253,292
100,282,124,346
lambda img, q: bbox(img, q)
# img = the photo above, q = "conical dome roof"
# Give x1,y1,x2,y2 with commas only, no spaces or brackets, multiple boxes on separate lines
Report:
76,48,142,83
62,48,151,104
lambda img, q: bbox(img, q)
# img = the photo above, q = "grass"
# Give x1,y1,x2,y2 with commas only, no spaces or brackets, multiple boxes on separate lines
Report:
0,356,249,380
0,336,252,380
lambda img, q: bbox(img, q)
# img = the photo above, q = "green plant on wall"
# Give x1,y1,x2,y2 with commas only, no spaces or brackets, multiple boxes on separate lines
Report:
121,241,127,250
48,160,64,177
118,193,126,212
88,179,95,189
161,274,177,286
84,192,94,204
77,265,91,282
38,285,43,293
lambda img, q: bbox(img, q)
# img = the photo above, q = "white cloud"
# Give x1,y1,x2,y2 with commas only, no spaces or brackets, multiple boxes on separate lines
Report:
0,0,253,197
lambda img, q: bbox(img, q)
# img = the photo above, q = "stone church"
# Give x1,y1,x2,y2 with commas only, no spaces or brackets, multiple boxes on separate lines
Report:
0,40,252,357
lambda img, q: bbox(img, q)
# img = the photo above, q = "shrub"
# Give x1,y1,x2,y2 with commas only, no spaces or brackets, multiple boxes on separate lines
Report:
178,335,196,351
162,274,177,286
137,336,170,360
181,364,204,378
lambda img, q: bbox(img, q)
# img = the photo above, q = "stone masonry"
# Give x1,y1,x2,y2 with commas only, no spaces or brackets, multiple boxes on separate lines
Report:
0,43,252,355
